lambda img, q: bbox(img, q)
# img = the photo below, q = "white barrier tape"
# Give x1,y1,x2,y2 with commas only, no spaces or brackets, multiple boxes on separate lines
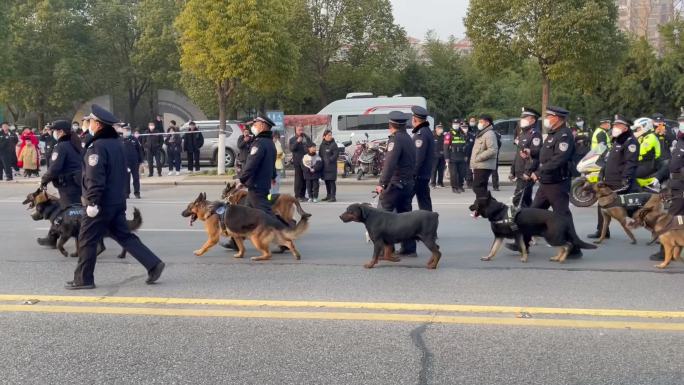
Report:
131,129,223,137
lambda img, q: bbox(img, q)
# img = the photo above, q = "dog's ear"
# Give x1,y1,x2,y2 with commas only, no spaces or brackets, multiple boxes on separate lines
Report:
356,204,368,221
201,192,206,201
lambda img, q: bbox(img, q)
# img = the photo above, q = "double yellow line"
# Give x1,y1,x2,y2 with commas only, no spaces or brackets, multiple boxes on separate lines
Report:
1,294,683,331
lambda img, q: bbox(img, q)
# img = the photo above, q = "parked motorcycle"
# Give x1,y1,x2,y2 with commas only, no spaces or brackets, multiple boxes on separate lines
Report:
339,138,354,178
355,133,387,180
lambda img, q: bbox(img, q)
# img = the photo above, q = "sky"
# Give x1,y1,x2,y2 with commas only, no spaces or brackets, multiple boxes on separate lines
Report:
390,0,470,41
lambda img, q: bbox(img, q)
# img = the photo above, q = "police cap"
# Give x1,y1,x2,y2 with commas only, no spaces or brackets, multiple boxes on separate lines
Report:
599,117,612,124
255,116,275,128
452,118,461,124
545,106,569,118
520,107,540,119
651,113,665,123
388,111,408,126
411,106,429,120
613,114,633,127
51,120,71,133
86,104,119,126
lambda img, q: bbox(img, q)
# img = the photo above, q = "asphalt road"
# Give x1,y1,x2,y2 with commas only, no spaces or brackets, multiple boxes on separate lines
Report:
0,182,682,384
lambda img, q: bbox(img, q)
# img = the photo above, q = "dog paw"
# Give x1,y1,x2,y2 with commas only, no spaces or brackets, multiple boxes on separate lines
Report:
480,256,492,261
251,256,272,261
520,258,528,263
363,263,375,269
655,263,667,269
630,240,637,245
233,254,244,259
193,250,204,256
593,240,602,244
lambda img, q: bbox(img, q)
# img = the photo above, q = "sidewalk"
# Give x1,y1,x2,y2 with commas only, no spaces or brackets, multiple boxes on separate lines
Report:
5,168,515,187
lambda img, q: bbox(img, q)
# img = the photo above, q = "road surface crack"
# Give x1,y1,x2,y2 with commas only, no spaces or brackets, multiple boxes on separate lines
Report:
411,321,434,385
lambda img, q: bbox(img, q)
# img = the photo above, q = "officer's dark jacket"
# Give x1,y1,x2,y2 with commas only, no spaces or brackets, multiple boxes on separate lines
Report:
240,130,276,192
40,133,57,154
288,133,312,164
669,136,684,190
183,130,204,152
379,129,415,188
574,128,590,157
0,130,17,152
511,128,542,177
82,127,127,207
538,125,575,184
444,129,469,162
122,136,144,167
601,130,639,188
41,134,82,188
433,133,444,158
237,134,253,164
657,129,675,160
412,122,434,179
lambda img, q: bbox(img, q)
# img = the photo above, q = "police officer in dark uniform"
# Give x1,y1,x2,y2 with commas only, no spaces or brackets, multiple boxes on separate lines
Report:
0,122,17,181
121,124,143,199
587,115,639,239
66,105,165,290
239,116,278,216
429,123,445,188
40,124,57,168
519,106,583,258
444,119,470,193
509,107,542,208
410,106,434,211
376,111,417,257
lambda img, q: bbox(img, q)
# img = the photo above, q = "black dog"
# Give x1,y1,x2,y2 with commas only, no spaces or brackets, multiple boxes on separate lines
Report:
469,192,596,263
339,203,441,269
30,191,141,258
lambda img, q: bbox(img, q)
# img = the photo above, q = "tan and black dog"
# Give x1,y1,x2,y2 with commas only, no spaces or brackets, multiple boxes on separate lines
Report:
182,193,309,261
630,195,684,269
221,181,309,224
592,182,654,245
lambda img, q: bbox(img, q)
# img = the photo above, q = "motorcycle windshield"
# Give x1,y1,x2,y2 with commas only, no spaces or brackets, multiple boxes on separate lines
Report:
576,144,607,172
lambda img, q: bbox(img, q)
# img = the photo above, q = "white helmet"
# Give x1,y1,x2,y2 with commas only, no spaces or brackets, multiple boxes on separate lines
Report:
632,117,653,137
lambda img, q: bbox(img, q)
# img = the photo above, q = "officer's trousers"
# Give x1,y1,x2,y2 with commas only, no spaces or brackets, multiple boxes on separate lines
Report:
430,157,445,186
147,148,162,176
449,161,466,189
127,165,140,196
58,184,81,209
380,182,416,254
414,178,432,211
73,204,162,285
656,159,670,183
248,190,274,216
531,180,572,217
472,169,493,198
512,178,534,208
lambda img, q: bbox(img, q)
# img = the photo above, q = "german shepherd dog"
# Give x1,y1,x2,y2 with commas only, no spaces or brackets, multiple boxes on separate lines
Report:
629,194,684,269
181,193,309,261
591,182,654,245
470,192,597,263
23,189,142,259
221,181,310,224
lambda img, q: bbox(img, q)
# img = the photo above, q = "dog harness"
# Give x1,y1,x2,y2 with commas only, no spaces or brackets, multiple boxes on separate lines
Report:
493,206,519,232
601,193,652,212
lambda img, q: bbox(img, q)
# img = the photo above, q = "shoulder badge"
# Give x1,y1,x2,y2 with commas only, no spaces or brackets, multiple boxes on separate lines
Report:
388,142,395,152
559,142,569,152
415,139,423,148
51,152,58,161
88,154,99,166
628,144,637,153
532,138,541,146
250,146,258,155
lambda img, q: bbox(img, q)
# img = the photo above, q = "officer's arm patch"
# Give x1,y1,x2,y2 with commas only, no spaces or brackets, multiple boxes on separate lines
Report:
51,152,58,161
415,139,423,148
628,144,637,153
88,154,99,166
559,142,569,152
388,142,395,151
250,146,258,155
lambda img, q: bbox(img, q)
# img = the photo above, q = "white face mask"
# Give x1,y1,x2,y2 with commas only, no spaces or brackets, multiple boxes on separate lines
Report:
469,121,476,127
452,124,458,130
72,125,79,130
123,130,131,137
612,127,623,137
477,123,486,131
520,118,532,129
679,123,684,133
250,126,258,136
88,128,94,136
148,125,155,131
52,132,60,140
543,118,552,130
577,121,584,128
435,128,443,135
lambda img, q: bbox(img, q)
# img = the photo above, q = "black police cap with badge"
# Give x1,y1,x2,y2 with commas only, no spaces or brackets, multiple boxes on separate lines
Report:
411,106,429,120
254,115,276,128
545,106,570,118
51,120,72,133
613,114,633,127
85,104,119,126
388,111,408,126
599,117,612,124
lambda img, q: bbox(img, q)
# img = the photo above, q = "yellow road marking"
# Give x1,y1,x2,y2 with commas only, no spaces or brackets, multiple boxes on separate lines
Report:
0,294,683,319
0,304,683,331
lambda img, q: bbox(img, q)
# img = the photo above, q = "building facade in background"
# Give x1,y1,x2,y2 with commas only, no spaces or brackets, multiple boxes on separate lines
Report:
617,0,677,52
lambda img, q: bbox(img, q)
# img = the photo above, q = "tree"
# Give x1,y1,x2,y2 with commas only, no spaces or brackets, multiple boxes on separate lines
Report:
465,0,625,120
176,0,300,174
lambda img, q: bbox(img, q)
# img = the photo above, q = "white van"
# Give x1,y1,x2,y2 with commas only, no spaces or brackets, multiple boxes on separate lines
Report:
317,95,433,143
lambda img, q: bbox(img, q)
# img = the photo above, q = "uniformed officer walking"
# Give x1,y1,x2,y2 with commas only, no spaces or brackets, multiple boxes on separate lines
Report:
376,111,417,258
410,106,434,211
587,115,639,239
67,105,165,290
509,107,542,208
513,106,583,258
591,118,612,152
239,116,279,216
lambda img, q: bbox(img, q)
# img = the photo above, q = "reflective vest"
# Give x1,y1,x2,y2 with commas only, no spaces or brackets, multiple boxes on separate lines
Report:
450,130,466,145
637,132,661,162
591,127,611,151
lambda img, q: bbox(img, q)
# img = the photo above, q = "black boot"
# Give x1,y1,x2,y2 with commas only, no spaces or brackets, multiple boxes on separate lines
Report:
587,231,609,239
37,236,58,248
505,243,520,252
566,247,583,259
221,238,238,250
649,249,665,261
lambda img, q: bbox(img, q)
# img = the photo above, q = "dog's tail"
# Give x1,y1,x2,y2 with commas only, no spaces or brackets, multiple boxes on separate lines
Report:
127,208,143,232
282,215,309,239
568,222,597,249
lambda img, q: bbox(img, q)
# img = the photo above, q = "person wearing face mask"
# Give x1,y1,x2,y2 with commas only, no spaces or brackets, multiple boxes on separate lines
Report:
572,116,590,177
319,130,339,202
144,120,164,177
652,113,675,184
631,117,661,183
591,118,612,152
121,124,144,199
80,116,93,148
38,120,83,248
67,104,165,290
518,106,584,258
0,122,18,181
444,119,470,193
236,125,254,177
183,121,204,173
586,115,639,240
466,117,478,187
239,116,280,216
509,107,542,208
288,125,313,202
649,112,684,262
410,106,435,211
430,123,446,189
164,126,182,176
40,124,57,168
469,114,499,198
